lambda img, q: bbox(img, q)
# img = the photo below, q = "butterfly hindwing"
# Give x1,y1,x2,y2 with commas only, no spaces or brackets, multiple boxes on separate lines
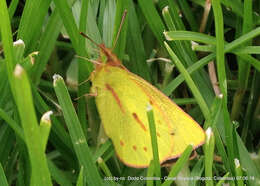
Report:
129,71,206,159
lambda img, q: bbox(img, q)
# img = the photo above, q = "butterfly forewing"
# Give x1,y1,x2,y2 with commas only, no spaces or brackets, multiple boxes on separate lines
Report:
91,64,174,167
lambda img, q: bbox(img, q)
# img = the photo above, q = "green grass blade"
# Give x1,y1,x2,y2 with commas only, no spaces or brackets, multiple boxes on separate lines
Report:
77,0,90,134
8,0,19,19
164,42,210,121
137,0,165,45
39,111,52,151
31,9,63,84
13,65,52,186
47,159,73,186
162,145,193,186
0,163,8,186
53,74,103,186
76,166,84,186
216,172,230,186
204,128,215,186
0,0,16,94
164,31,216,45
17,0,52,54
125,0,151,82
236,132,260,185
147,161,155,186
162,53,215,96
0,108,24,140
147,105,161,185
177,0,199,31
212,0,235,176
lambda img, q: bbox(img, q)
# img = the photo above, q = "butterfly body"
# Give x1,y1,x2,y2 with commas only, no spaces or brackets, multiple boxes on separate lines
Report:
90,46,205,168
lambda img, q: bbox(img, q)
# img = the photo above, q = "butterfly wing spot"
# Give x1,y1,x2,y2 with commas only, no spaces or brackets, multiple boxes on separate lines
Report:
149,100,153,105
157,120,162,125
120,140,124,146
132,113,147,132
143,147,147,152
133,145,137,151
156,132,161,138
105,83,125,113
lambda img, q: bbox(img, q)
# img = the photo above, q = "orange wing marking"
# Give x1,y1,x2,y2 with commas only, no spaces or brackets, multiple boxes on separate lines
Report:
105,83,125,113
132,113,147,132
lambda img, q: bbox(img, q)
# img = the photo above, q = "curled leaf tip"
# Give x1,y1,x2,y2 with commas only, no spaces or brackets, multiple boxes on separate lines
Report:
162,6,169,13
146,104,153,111
218,94,223,98
97,157,103,164
14,64,24,77
234,158,240,168
206,127,212,142
53,74,63,85
13,39,25,46
191,41,198,50
41,111,53,123
163,32,171,41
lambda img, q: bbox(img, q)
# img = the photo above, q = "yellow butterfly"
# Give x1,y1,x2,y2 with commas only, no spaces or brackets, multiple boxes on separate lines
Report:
89,43,205,168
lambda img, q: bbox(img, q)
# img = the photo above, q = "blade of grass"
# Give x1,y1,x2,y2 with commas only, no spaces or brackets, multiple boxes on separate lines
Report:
236,132,260,185
77,0,90,136
234,159,244,186
47,159,73,186
39,111,52,150
164,42,210,121
126,0,151,82
76,166,84,186
0,0,16,94
189,158,204,186
177,0,199,31
0,108,24,140
17,0,52,54
147,161,155,186
162,145,193,186
53,74,103,186
147,105,161,186
162,26,260,96
216,172,230,186
0,163,8,186
164,31,216,45
212,0,236,176
204,128,215,186
241,70,258,141
93,140,112,161
231,0,253,120
137,0,165,46
13,65,52,186
8,0,19,22
102,0,116,47
31,9,63,84
238,0,253,89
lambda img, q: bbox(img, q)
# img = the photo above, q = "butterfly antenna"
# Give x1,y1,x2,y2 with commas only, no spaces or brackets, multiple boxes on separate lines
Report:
78,77,90,86
74,92,97,101
75,55,101,65
112,9,128,51
80,32,100,48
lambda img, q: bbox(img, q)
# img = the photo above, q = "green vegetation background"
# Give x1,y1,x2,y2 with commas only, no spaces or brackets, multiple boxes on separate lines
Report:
0,0,260,185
